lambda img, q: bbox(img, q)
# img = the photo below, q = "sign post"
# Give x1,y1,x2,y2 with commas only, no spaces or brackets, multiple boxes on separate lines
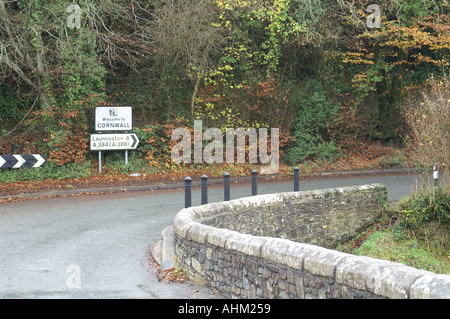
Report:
93,106,135,172
99,151,102,173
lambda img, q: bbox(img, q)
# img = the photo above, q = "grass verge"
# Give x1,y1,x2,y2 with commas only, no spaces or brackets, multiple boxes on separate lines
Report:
337,217,450,274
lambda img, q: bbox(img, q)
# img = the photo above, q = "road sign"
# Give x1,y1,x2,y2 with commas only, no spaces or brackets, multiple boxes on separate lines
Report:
0,154,46,169
90,133,139,151
95,106,132,131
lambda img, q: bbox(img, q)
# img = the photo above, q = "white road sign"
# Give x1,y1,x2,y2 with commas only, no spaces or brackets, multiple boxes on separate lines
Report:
95,106,132,131
90,133,139,151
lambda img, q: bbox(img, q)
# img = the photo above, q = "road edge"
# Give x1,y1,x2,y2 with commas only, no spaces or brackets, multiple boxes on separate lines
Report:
0,167,420,202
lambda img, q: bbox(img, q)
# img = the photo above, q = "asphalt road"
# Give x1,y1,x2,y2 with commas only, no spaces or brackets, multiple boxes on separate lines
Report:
0,172,424,299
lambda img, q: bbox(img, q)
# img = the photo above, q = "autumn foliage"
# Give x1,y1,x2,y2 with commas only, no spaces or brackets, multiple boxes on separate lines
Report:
402,74,450,174
0,0,449,180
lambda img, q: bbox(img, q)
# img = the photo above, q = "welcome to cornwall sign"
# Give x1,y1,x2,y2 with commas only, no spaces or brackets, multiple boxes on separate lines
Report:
95,106,132,131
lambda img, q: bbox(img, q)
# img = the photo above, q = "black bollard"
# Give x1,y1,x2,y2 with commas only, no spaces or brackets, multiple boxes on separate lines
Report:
224,172,230,201
184,177,192,208
294,166,299,191
251,169,257,196
201,174,208,205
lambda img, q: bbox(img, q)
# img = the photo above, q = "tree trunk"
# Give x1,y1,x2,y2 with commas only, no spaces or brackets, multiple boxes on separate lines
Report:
191,74,201,116
312,44,325,80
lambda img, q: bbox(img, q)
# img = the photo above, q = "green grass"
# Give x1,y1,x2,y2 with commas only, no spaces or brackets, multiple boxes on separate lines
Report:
338,184,450,274
338,221,450,274
0,162,94,183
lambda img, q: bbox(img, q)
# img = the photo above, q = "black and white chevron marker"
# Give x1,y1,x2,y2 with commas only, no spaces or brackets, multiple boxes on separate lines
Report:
0,154,46,169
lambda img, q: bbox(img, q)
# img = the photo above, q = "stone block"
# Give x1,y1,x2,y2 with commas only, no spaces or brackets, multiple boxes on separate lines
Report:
371,264,433,299
261,238,296,265
205,227,233,248
410,274,450,299
225,232,268,257
335,255,392,292
304,247,347,278
186,223,212,244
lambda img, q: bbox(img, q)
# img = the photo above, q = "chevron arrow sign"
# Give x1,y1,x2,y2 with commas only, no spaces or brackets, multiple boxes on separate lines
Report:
0,154,46,169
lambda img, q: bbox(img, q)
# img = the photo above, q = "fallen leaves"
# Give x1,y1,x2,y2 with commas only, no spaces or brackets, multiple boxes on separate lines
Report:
156,268,190,284
0,138,413,204
148,255,190,284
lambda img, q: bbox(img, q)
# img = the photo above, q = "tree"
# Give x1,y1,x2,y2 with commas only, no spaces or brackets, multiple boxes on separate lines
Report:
149,0,225,117
0,0,56,110
0,0,153,109
402,74,449,174
336,0,449,137
0,0,154,164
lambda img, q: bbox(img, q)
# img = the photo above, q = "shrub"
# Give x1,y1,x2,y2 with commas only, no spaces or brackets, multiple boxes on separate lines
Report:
0,84,28,131
0,162,93,183
402,74,449,175
133,118,192,169
399,184,450,229
284,79,339,165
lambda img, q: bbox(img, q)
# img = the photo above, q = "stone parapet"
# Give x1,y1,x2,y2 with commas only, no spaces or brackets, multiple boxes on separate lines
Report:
172,184,450,299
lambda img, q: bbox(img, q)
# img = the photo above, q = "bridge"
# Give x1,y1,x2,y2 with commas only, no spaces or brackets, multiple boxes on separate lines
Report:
153,179,450,299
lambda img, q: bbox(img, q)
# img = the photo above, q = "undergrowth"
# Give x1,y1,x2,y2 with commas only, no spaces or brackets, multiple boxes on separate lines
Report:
0,162,94,183
338,184,450,274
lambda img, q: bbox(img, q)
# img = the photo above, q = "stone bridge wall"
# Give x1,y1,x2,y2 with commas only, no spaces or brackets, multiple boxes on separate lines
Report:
172,184,450,299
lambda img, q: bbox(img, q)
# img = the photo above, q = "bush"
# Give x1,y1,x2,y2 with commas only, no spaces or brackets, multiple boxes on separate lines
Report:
399,184,450,229
0,162,93,183
133,119,192,169
402,74,449,175
0,84,28,131
284,79,339,165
